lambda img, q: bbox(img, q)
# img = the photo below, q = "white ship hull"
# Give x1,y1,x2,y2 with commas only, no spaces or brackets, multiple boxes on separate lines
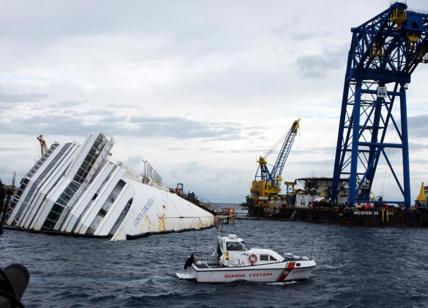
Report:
5,133,214,240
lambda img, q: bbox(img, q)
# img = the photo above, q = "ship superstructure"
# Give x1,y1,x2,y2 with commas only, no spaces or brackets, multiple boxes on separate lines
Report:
5,133,214,240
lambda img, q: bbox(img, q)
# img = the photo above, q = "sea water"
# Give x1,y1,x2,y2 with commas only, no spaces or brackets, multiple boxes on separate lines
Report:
2,218,428,307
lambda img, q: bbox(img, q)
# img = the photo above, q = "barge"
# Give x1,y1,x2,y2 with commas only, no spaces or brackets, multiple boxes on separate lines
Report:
245,177,428,227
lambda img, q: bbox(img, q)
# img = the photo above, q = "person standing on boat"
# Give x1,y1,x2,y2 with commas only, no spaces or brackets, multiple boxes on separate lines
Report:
184,253,195,269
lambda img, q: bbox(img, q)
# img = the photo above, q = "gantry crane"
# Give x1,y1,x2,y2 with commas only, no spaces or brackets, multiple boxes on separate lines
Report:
331,2,428,207
250,119,300,207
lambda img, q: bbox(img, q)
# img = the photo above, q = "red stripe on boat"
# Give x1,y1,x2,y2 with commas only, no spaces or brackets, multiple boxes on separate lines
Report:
277,262,296,282
277,270,288,282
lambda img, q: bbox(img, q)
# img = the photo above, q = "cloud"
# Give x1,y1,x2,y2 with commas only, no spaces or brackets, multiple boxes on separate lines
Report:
0,0,428,202
293,159,334,167
0,111,242,140
409,142,428,151
124,155,144,169
48,100,85,108
165,160,249,202
294,146,336,155
412,158,428,165
294,47,346,79
129,115,241,139
408,114,428,138
0,147,27,153
0,87,47,104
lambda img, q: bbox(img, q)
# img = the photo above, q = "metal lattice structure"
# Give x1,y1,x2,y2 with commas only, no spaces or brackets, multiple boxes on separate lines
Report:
331,2,428,207
271,119,300,179
254,156,275,186
250,119,300,205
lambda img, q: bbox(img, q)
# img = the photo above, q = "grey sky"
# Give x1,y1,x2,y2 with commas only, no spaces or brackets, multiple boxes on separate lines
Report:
1,0,428,202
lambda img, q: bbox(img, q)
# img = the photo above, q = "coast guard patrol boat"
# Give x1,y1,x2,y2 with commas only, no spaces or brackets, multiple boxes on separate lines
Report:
176,233,316,283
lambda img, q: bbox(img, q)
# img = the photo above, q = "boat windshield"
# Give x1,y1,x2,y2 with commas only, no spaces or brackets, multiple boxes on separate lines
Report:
226,241,247,251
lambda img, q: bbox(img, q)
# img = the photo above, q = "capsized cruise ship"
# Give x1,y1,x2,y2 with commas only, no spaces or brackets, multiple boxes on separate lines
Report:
5,133,214,240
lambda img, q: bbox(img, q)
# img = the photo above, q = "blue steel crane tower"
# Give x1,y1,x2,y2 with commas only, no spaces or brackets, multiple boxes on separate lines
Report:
331,2,428,207
271,119,300,180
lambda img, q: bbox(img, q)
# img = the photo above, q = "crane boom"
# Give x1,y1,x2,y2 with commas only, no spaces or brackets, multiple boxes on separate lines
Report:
271,119,300,179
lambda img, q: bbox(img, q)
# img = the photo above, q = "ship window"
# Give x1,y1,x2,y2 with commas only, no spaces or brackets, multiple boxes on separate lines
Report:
87,180,126,235
241,241,248,250
99,208,107,217
108,198,133,236
270,255,277,261
260,255,269,261
226,242,245,251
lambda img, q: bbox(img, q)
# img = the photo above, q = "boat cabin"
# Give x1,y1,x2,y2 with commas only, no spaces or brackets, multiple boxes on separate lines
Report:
217,234,284,267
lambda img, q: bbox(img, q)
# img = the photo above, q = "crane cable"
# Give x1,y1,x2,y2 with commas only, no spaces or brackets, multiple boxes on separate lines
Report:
264,130,288,160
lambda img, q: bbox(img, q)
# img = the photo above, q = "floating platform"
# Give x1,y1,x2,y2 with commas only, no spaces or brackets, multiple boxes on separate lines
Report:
247,206,428,227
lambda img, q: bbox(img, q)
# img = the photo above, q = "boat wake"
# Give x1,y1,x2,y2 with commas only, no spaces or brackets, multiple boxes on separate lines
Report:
266,280,298,286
